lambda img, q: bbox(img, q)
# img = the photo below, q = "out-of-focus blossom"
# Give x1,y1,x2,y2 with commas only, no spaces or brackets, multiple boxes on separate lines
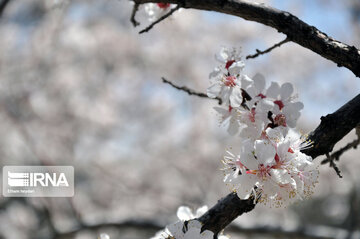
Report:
144,3,174,22
167,220,214,239
150,206,210,239
98,233,110,239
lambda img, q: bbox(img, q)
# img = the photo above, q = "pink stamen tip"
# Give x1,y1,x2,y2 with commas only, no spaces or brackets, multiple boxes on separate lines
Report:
224,76,237,87
288,148,294,153
228,105,233,113
274,100,284,110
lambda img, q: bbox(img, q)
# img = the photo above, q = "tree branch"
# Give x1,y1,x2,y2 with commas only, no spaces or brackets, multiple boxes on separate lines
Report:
301,94,360,159
129,1,360,235
198,192,258,235
139,5,181,34
0,0,10,17
162,77,222,104
322,139,359,166
130,2,140,27
246,37,289,59
132,0,360,77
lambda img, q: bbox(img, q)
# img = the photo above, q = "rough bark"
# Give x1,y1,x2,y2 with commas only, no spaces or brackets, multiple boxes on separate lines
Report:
301,94,360,158
132,0,360,78
198,192,256,235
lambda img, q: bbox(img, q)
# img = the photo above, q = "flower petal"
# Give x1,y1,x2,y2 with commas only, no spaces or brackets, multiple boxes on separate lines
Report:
280,82,293,100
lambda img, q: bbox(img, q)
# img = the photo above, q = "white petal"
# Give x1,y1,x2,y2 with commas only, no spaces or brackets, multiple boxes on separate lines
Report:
228,61,245,75
167,221,184,239
229,87,242,107
254,140,276,165
207,83,222,98
177,206,193,221
227,117,239,135
199,230,214,239
280,83,293,100
253,73,266,92
266,82,280,98
217,47,230,62
241,74,254,89
186,220,202,229
195,206,208,217
209,67,221,79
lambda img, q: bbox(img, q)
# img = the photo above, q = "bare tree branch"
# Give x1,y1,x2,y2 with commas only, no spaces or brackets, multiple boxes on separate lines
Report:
198,191,260,235
130,2,140,27
301,94,360,159
0,0,10,18
246,38,289,59
162,77,222,104
132,0,360,77
325,152,343,178
139,5,181,34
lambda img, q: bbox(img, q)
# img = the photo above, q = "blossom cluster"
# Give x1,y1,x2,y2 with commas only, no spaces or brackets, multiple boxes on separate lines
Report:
208,47,319,207
151,206,229,239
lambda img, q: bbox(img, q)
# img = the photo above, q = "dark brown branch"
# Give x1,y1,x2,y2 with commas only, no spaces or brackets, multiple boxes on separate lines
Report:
246,38,289,59
198,191,260,235
162,77,222,104
301,94,360,159
130,2,140,27
0,0,10,17
132,0,360,77
139,5,181,34
325,152,343,178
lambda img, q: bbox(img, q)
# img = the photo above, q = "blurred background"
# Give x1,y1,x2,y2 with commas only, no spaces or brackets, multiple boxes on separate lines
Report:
0,0,359,238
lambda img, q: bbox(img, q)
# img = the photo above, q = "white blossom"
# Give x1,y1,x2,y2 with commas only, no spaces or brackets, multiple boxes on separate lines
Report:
223,127,318,207
207,47,249,107
98,233,110,239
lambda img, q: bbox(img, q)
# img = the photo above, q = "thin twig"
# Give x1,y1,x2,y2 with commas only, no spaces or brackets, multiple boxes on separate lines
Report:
325,152,343,178
139,5,180,34
321,138,360,165
162,77,222,104
130,2,140,27
246,38,289,59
